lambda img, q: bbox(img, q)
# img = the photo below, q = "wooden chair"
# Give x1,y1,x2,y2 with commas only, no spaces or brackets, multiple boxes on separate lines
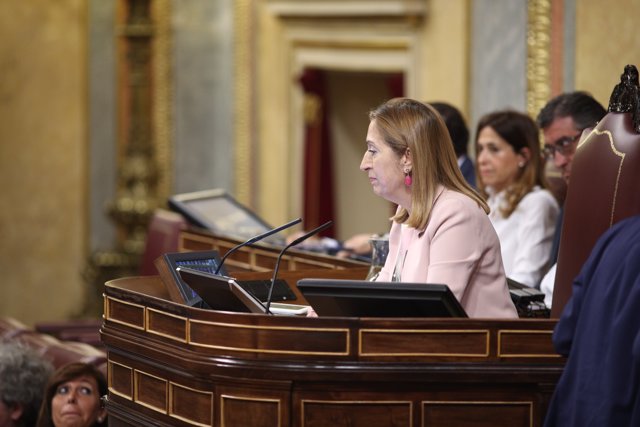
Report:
552,66,640,316
138,208,188,276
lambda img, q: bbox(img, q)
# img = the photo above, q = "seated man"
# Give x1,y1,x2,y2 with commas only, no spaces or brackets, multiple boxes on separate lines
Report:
544,214,640,426
536,92,606,307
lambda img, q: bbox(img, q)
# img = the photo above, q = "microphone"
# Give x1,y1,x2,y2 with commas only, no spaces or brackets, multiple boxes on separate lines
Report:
264,220,333,314
214,217,302,275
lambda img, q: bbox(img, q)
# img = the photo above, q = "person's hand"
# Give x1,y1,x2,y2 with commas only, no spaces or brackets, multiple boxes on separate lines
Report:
337,233,374,258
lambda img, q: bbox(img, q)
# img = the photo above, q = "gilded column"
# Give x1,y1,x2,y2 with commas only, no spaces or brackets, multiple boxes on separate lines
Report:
526,0,552,118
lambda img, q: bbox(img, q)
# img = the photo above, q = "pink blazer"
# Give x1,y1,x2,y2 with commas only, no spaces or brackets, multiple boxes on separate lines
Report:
377,187,518,318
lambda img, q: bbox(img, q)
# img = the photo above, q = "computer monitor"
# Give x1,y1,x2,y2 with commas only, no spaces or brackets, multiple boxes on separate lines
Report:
177,268,310,316
297,279,467,318
168,188,284,245
177,267,266,313
155,250,226,307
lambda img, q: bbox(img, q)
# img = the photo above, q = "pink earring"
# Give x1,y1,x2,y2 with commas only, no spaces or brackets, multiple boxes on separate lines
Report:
404,168,412,186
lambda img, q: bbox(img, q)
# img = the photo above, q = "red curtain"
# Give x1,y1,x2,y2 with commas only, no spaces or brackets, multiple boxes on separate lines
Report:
298,68,335,237
297,70,404,236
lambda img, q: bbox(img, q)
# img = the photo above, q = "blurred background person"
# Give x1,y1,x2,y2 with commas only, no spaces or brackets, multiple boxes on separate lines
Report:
475,110,560,289
360,98,517,318
536,92,607,307
431,102,476,188
36,363,107,427
0,341,53,427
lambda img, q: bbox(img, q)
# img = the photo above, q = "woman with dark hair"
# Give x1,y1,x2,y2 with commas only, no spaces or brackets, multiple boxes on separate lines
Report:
360,98,517,318
476,110,560,289
36,363,107,427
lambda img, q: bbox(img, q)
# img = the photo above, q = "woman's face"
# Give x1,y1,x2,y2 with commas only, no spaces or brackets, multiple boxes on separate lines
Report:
476,125,523,192
360,120,409,207
51,375,104,427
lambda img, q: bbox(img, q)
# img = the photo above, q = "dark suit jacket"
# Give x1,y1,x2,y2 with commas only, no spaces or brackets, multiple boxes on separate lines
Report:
544,214,640,426
458,155,476,188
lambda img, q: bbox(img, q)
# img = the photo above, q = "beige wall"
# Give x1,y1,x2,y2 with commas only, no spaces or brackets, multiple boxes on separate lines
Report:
575,0,640,107
0,1,87,325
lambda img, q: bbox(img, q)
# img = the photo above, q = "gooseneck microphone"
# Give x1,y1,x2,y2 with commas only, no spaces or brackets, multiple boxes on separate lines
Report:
214,217,302,275
264,220,333,314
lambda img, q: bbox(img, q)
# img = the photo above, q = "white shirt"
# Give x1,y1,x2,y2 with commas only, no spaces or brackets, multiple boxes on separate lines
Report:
487,186,560,288
540,262,556,307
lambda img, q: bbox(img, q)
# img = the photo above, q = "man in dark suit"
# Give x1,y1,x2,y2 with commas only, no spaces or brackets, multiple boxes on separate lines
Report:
536,92,606,307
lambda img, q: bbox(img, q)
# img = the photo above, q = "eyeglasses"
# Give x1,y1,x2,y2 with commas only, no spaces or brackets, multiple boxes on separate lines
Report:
542,133,582,159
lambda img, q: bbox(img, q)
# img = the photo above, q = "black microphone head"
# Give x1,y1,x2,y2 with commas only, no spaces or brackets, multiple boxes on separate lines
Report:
214,217,302,274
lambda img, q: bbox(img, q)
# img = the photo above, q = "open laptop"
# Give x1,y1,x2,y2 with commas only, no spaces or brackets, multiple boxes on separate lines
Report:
177,267,308,316
297,279,467,318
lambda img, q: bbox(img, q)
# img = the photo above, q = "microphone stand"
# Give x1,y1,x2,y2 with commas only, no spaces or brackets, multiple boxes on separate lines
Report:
214,217,302,275
265,221,333,314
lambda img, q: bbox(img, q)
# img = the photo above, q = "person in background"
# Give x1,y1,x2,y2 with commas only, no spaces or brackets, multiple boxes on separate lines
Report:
543,214,640,426
36,363,107,427
536,92,607,307
338,101,475,257
360,97,517,318
431,102,476,188
475,110,560,288
0,341,54,427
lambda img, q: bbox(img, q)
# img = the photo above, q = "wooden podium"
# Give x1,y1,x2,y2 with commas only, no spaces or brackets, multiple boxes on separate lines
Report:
101,230,563,426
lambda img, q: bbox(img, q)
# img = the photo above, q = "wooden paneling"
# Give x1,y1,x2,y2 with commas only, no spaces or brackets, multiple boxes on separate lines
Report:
102,275,564,427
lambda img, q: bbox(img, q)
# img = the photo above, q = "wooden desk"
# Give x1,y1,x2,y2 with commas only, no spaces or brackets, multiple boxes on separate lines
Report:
178,229,369,273
102,275,563,427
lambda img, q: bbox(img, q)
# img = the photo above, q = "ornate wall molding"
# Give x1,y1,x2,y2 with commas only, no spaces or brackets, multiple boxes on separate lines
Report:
264,0,426,18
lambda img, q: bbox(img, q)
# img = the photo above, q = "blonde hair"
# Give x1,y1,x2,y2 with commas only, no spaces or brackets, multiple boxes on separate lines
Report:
475,110,548,217
369,98,488,230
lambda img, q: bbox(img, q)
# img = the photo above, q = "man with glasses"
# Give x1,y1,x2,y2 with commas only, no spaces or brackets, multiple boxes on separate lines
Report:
536,92,607,308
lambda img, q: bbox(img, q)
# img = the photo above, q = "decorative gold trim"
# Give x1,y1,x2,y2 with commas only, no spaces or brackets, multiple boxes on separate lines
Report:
151,0,173,201
422,400,533,427
578,129,625,226
134,369,168,413
221,394,282,427
108,387,133,401
146,307,188,343
497,330,562,358
234,0,253,205
301,399,413,427
169,382,214,427
188,319,350,356
526,0,552,118
107,359,134,400
359,329,490,357
105,296,146,330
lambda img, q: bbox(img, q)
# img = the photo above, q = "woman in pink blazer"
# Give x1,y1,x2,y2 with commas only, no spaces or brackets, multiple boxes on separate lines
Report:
361,98,517,318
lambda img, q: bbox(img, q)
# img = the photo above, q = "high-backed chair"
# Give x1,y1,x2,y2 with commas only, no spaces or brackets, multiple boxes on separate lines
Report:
138,208,188,276
552,65,640,317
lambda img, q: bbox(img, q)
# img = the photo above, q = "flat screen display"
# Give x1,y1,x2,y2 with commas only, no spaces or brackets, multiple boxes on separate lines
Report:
297,279,467,318
168,189,284,245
